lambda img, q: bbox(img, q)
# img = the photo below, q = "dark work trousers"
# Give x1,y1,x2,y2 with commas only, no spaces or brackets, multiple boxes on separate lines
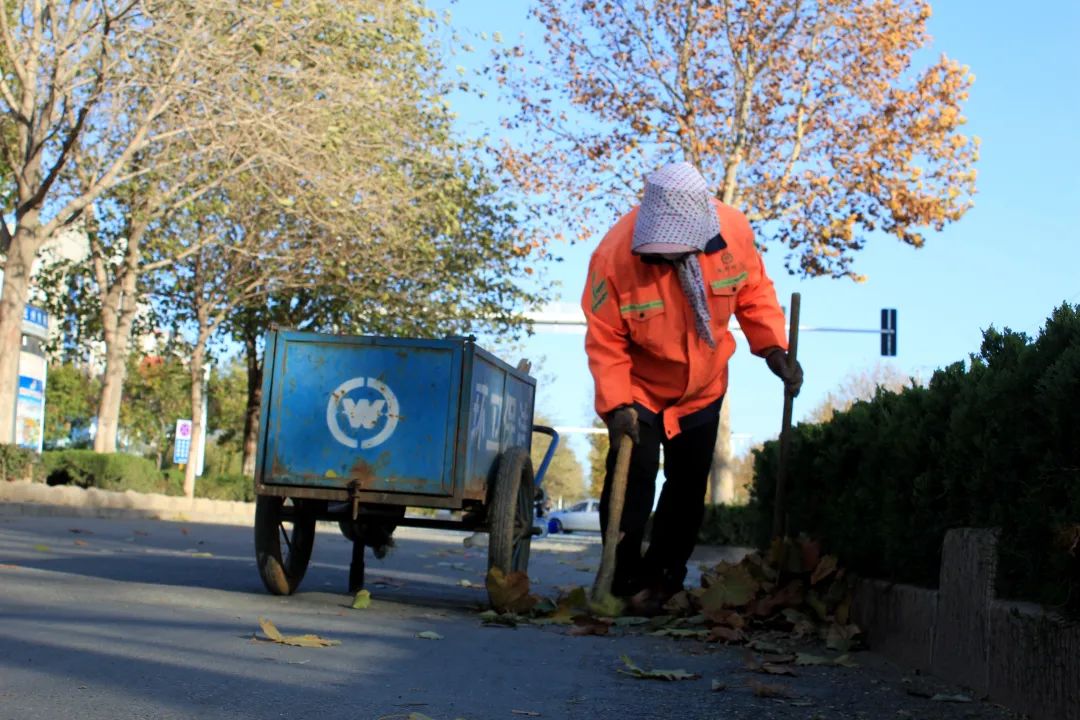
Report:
599,413,720,595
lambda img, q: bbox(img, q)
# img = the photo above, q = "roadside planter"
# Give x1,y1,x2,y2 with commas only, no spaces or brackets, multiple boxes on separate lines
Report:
252,331,558,607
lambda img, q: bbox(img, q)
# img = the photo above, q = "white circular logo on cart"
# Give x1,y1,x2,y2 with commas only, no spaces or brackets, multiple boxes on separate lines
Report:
326,377,400,449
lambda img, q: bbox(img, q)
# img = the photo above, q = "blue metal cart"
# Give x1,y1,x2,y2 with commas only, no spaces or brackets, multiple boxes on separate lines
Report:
252,330,559,604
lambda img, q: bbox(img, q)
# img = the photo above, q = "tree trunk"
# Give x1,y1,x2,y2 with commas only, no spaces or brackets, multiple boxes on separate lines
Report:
183,342,207,499
709,401,735,505
0,223,43,444
93,223,144,453
93,308,134,452
241,332,262,478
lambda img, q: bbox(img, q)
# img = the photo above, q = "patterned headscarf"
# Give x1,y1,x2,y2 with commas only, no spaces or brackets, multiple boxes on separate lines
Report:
631,162,721,348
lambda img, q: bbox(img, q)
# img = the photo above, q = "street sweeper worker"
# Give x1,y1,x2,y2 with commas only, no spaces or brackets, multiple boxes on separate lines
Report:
581,161,803,608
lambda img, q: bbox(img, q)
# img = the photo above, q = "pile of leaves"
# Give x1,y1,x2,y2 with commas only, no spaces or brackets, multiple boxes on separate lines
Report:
677,536,863,652
484,536,863,654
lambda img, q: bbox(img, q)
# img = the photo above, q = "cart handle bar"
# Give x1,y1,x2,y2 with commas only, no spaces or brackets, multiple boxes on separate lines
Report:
531,425,559,488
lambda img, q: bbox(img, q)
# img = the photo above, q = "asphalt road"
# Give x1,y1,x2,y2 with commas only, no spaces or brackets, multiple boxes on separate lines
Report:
0,513,1019,720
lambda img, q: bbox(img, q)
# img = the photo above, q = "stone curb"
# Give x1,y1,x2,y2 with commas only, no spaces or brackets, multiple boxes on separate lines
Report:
0,480,255,527
853,528,1080,720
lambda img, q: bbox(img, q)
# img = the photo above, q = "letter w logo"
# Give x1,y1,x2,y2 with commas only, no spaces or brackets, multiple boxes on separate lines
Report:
341,398,386,430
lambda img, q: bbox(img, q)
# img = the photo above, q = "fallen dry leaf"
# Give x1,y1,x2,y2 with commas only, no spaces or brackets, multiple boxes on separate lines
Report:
700,565,759,611
931,693,973,703
33,544,50,552
416,631,444,641
747,679,791,698
569,617,611,637
73,540,88,547
706,626,745,644
760,663,796,676
618,655,700,681
257,617,339,648
649,628,709,640
794,653,830,666
486,567,538,614
825,623,862,652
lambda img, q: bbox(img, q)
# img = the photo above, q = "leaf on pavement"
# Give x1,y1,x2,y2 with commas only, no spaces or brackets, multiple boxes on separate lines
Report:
931,693,973,703
617,655,700,681
457,579,481,589
649,628,709,640
800,537,822,573
748,679,791,698
760,663,795,676
486,567,538,614
33,544,51,552
703,607,746,629
351,589,371,609
706,626,745,644
68,528,94,535
416,631,444,640
833,654,859,668
825,623,862,652
662,590,693,614
811,554,839,586
711,679,727,692
569,617,611,637
747,639,784,653
749,580,804,617
190,552,214,558
73,539,88,547
700,565,759,611
257,617,340,647
795,653,831,666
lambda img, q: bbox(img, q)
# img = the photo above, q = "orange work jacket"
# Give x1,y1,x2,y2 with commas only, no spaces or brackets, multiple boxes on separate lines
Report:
582,199,788,440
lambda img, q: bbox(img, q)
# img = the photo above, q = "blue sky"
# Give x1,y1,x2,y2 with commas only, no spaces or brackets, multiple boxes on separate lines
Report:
429,0,1080,469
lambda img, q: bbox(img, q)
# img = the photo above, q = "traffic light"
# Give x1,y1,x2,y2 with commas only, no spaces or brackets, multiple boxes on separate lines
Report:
880,308,897,356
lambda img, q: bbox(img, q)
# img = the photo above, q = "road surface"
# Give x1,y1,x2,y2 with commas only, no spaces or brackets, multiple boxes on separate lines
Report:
0,513,1018,720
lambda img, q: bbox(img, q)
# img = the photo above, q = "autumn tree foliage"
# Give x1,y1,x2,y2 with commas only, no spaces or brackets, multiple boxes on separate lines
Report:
494,0,978,499
494,0,978,278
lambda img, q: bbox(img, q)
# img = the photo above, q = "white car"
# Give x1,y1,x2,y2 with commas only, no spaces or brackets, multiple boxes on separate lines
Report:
546,498,601,534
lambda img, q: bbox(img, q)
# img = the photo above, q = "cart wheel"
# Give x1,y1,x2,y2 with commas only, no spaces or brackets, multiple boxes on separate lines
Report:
255,496,316,595
488,447,536,579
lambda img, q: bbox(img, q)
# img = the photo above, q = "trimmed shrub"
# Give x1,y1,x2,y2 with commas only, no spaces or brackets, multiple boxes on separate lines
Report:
753,303,1080,611
0,444,38,482
697,504,760,548
194,473,254,502
43,450,165,494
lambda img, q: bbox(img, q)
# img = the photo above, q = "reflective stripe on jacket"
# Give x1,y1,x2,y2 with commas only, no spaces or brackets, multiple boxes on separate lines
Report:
582,199,788,440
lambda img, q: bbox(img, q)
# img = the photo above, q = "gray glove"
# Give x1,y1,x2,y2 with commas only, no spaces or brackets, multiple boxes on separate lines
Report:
605,405,639,446
766,349,804,397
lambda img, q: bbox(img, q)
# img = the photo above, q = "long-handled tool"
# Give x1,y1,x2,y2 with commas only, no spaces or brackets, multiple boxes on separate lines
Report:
772,292,801,540
591,419,636,609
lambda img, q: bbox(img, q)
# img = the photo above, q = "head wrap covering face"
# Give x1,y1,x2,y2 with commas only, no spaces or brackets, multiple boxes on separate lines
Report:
632,162,720,348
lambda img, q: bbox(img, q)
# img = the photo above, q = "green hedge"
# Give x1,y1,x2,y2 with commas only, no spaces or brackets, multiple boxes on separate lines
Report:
697,504,759,547
753,303,1080,611
193,473,254,502
43,450,166,494
0,444,38,481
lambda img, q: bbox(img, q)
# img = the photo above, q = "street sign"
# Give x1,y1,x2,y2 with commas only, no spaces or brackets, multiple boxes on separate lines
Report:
881,308,898,356
173,419,192,464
